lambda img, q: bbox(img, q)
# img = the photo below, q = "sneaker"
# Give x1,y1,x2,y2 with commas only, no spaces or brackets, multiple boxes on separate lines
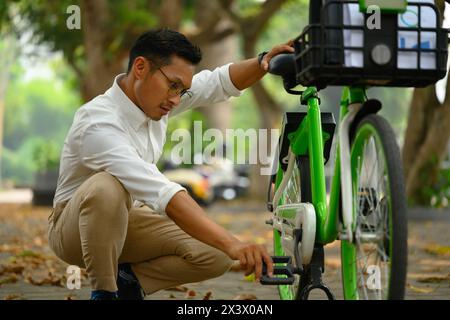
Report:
90,290,118,300
116,263,145,300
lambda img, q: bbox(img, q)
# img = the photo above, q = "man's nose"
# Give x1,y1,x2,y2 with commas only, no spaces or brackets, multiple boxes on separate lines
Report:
168,94,181,106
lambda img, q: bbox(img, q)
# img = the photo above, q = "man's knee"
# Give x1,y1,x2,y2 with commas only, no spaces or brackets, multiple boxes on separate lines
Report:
81,171,132,213
206,249,233,278
183,243,233,279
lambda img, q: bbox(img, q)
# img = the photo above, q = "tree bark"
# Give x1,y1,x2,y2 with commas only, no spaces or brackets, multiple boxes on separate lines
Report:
159,0,182,30
194,0,237,134
80,0,126,101
230,0,288,199
402,0,450,205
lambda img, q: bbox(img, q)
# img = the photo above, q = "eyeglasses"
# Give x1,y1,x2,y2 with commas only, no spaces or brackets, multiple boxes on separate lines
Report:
157,67,192,98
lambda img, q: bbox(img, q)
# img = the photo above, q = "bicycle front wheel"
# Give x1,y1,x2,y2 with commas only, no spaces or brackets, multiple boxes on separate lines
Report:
273,156,311,300
341,114,408,300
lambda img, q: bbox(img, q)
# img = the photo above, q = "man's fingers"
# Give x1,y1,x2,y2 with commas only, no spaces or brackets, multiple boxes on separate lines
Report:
254,250,263,281
238,253,247,271
244,251,255,276
262,43,295,71
263,253,274,277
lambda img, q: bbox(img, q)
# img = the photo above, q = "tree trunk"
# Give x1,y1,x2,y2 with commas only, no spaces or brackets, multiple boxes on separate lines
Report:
403,85,450,204
402,0,449,205
159,0,182,29
194,0,236,134
242,34,283,200
80,0,126,101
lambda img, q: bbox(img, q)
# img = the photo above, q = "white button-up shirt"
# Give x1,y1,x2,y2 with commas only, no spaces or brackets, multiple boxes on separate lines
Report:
53,63,241,214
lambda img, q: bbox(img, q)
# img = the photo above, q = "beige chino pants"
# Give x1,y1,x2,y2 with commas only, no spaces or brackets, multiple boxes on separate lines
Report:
47,171,233,294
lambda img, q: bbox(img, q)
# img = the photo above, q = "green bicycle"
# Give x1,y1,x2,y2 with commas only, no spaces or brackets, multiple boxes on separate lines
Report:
260,0,448,300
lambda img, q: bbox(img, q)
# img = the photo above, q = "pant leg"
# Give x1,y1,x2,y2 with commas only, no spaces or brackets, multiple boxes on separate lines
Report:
48,171,132,292
118,205,233,295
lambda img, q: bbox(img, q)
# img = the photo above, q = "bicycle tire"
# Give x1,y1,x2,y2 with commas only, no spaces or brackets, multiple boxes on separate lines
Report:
341,114,408,300
273,156,312,300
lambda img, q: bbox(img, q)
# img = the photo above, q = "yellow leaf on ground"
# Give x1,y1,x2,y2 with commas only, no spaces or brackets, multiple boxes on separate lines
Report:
244,273,255,282
407,283,435,294
424,244,450,256
233,294,257,300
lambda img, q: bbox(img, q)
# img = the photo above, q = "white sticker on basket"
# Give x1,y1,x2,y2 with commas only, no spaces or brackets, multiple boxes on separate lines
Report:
344,3,365,68
343,0,437,70
398,0,437,70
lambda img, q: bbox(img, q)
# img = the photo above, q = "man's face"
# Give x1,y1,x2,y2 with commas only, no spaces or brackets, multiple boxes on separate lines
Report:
132,55,195,121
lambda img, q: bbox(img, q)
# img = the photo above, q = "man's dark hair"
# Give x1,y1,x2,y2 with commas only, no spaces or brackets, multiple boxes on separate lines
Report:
127,28,202,73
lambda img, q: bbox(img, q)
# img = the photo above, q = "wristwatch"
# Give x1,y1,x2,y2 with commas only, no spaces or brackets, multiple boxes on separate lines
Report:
257,51,268,68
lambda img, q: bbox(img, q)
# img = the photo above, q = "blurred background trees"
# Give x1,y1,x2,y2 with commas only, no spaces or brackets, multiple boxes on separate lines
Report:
0,0,448,207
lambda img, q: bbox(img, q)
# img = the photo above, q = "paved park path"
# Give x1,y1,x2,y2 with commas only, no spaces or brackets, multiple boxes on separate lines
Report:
0,191,449,300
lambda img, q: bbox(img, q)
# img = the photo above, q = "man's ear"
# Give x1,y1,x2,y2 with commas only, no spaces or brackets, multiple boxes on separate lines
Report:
133,56,149,80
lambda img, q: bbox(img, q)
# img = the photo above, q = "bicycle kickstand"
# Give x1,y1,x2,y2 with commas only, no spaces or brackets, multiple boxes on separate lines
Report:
298,245,335,300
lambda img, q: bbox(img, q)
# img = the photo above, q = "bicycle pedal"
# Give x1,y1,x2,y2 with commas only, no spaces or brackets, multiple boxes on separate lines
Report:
260,256,296,285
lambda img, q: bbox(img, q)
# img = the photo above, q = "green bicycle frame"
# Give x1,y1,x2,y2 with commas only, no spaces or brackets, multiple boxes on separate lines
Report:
278,86,366,245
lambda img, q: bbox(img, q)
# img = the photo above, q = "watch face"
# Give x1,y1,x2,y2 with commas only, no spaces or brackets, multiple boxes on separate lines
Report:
359,0,407,13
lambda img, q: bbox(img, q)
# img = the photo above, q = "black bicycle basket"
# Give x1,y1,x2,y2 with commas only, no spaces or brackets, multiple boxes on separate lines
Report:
295,0,449,89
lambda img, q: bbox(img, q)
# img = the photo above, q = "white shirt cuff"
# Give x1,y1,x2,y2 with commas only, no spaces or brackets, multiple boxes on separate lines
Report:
152,182,187,215
221,63,242,97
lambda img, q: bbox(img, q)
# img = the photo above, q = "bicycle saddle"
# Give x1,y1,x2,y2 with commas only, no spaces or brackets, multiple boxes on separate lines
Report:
268,53,297,89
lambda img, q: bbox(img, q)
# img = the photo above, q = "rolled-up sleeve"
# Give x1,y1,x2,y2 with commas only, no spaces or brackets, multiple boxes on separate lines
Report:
79,121,185,214
170,63,242,117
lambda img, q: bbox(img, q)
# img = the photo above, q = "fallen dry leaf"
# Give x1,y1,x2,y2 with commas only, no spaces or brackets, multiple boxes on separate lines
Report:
185,289,196,299
4,294,22,300
25,274,44,286
2,263,25,274
165,285,189,292
417,274,450,284
233,294,257,300
424,244,450,257
407,283,435,294
24,273,62,287
0,274,18,285
202,291,212,300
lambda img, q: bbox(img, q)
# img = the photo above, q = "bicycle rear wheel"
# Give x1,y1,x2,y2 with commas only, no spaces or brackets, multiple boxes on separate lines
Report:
341,114,408,300
273,155,311,300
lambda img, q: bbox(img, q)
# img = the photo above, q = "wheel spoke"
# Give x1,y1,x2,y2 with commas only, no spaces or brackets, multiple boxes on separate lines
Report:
353,131,391,299
278,157,303,299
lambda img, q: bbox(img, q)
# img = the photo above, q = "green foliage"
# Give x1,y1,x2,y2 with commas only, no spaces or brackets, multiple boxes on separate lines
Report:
418,155,450,208
31,138,60,173
2,56,79,185
2,146,33,186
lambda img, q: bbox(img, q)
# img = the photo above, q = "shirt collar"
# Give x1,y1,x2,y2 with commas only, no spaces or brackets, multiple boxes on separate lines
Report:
109,73,148,131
